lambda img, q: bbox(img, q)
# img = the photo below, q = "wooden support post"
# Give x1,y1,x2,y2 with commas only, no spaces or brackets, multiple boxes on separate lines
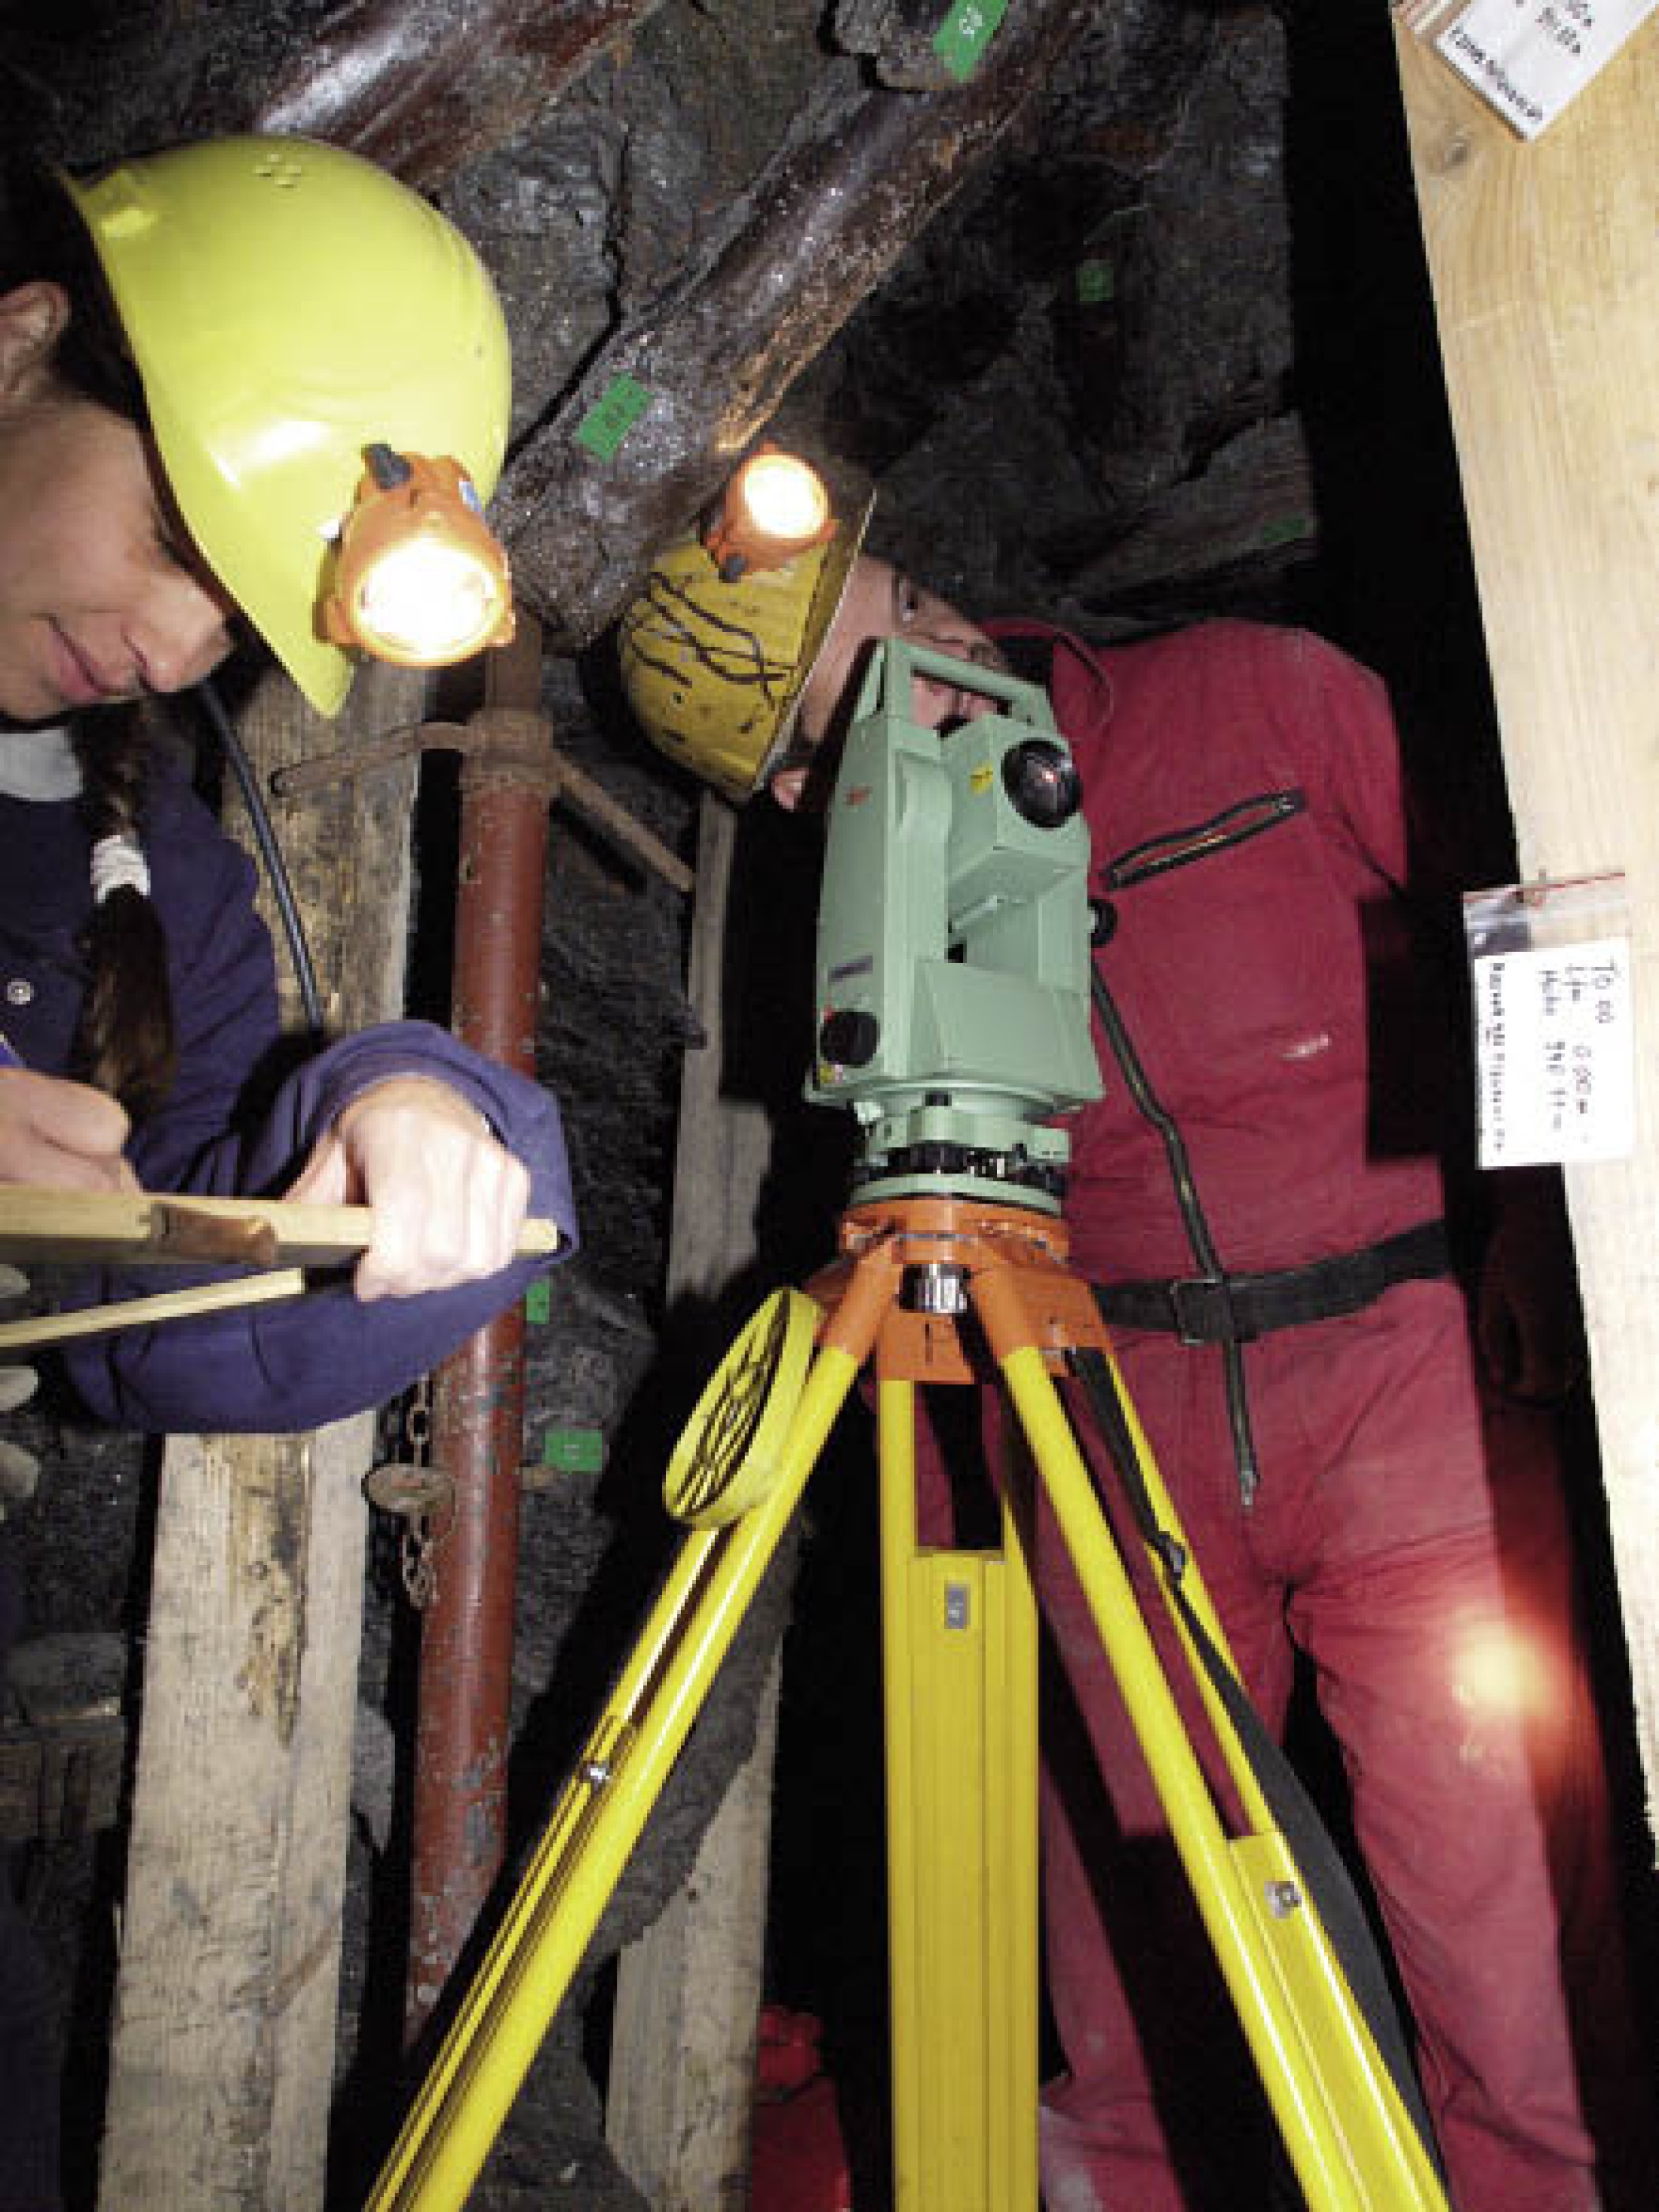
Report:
606,793,781,2209
97,661,427,2210
1391,21,1659,1801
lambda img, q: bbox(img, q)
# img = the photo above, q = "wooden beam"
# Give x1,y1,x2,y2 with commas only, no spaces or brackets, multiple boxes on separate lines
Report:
606,793,781,2207
247,0,664,189
497,0,1102,650
1391,19,1659,1801
97,660,428,2212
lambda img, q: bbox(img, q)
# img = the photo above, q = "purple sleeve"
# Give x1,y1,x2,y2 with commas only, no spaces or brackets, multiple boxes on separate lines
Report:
57,787,578,1434
63,1023,577,1434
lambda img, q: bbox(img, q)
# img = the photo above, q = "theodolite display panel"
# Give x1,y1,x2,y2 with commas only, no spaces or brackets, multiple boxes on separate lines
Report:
807,640,1103,1207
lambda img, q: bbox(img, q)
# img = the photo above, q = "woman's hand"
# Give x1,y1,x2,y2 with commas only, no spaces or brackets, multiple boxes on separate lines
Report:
0,1069,139,1191
284,1075,532,1300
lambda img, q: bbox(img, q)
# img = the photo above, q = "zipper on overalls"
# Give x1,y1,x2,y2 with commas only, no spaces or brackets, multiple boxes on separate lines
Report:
1093,787,1306,1508
1102,788,1305,891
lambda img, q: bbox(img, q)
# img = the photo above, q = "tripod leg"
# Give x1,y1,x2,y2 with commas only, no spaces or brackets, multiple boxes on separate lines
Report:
989,1336,1449,2212
366,1296,879,2212
877,1379,1039,2212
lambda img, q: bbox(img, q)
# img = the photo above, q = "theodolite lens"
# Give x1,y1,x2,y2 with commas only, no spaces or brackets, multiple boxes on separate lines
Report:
819,1008,881,1067
1002,739,1081,829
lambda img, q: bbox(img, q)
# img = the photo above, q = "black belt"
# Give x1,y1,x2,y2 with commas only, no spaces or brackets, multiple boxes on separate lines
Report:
1093,1220,1451,1345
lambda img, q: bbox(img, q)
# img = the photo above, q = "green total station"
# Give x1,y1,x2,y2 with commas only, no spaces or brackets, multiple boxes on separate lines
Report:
805,639,1104,1210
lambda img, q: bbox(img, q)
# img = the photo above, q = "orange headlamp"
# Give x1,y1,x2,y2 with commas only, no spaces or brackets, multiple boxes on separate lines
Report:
321,445,515,668
701,443,835,581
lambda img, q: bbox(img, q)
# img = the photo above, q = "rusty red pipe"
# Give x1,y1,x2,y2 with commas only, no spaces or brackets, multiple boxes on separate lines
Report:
405,630,558,2044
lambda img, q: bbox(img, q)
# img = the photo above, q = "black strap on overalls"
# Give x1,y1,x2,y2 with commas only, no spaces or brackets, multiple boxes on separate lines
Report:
1089,965,1269,1503
1094,1219,1452,1343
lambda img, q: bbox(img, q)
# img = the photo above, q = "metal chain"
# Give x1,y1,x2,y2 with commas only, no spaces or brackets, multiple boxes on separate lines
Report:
403,1371,450,1609
403,1373,437,1608
363,1374,455,1611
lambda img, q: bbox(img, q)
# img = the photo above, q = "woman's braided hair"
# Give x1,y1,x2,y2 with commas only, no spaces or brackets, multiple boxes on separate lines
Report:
71,710,176,1116
3,149,176,1115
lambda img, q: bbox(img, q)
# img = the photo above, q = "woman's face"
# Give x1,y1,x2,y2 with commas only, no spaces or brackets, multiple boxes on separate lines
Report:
0,284,235,724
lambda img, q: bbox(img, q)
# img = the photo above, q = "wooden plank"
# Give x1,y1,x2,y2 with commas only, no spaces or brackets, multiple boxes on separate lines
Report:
1391,18,1659,1802
606,792,781,2208
0,1186,561,1268
608,1652,782,2210
97,659,427,2212
97,1425,372,2210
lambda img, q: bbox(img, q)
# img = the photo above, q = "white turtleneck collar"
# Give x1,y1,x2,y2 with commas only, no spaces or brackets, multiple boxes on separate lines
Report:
0,724,82,801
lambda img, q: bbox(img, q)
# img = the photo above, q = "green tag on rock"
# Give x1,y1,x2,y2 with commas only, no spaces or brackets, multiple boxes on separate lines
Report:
575,376,652,460
540,1428,605,1474
934,0,1010,83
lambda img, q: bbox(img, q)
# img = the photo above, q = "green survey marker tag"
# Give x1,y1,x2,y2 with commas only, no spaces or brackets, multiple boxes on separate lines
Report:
574,375,652,461
541,1428,605,1475
934,0,1010,81
524,1280,552,1324
1075,257,1115,306
1259,514,1313,550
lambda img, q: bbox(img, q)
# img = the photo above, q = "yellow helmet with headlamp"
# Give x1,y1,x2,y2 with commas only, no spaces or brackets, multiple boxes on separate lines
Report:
63,134,514,716
618,453,869,803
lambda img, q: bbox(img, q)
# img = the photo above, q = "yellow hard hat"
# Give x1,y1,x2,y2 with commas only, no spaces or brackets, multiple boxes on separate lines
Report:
64,135,512,716
618,506,868,803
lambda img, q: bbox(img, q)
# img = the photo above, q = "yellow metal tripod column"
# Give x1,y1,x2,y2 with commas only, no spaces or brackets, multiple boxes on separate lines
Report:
879,1379,1040,2211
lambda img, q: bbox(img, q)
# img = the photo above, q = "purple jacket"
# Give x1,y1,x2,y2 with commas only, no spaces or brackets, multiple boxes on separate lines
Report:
0,738,577,1434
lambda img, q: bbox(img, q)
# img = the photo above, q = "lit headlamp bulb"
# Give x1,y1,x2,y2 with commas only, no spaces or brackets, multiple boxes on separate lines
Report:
323,446,515,667
702,443,835,581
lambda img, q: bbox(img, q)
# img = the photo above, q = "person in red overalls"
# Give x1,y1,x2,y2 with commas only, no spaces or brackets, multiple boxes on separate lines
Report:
622,534,1655,2210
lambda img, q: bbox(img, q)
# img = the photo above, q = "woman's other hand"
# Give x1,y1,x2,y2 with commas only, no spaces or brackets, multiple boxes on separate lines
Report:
0,1069,139,1191
285,1075,532,1300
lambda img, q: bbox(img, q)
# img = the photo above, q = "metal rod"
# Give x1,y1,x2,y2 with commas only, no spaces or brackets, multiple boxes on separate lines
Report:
405,618,559,2047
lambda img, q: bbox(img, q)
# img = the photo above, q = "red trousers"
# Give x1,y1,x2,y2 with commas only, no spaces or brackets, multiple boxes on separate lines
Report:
1029,1281,1653,2212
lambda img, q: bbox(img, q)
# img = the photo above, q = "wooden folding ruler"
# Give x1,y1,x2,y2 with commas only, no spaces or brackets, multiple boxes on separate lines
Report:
0,1189,560,1351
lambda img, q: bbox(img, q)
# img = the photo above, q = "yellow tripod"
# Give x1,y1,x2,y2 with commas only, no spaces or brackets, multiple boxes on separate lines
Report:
368,1192,1449,2211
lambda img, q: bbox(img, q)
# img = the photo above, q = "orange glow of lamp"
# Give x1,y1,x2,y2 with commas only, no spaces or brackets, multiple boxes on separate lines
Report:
701,444,835,581
322,444,515,668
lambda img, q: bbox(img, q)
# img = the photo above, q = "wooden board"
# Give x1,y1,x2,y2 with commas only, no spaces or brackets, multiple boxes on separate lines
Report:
606,792,782,2208
96,660,428,2212
1391,17,1659,1800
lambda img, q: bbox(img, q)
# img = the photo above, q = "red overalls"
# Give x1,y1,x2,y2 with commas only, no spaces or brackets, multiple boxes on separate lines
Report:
980,618,1651,2210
